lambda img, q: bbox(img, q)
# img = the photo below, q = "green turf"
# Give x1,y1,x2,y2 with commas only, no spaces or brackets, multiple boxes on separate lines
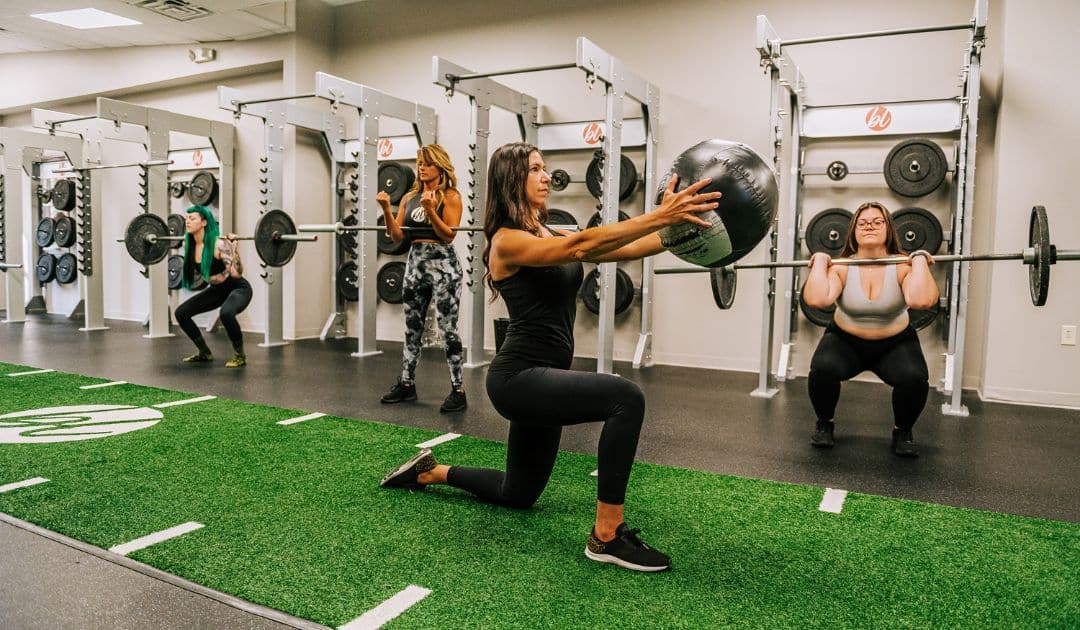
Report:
0,361,1077,628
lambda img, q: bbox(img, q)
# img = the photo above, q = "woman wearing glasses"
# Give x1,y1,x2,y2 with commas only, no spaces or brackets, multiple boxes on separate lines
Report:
801,202,939,456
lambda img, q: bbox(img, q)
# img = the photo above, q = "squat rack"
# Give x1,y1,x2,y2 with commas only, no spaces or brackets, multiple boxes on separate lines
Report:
753,0,987,416
435,36,661,375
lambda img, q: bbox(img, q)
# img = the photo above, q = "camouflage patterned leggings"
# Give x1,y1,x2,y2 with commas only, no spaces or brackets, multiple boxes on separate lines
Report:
400,242,464,388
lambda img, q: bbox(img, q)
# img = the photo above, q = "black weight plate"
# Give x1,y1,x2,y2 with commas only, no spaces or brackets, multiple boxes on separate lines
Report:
169,181,187,199
580,267,634,316
377,261,406,304
549,169,571,192
378,162,415,205
55,252,78,285
338,214,358,253
377,215,410,256
586,210,631,230
1028,205,1050,307
826,160,848,181
710,265,737,310
337,260,359,302
51,179,77,211
167,214,186,249
545,208,578,230
883,138,947,197
254,209,297,267
908,304,939,331
124,213,172,266
798,292,835,327
187,171,219,206
35,217,56,248
585,154,638,201
53,214,76,248
804,208,852,256
167,254,183,291
891,207,943,254
36,253,57,284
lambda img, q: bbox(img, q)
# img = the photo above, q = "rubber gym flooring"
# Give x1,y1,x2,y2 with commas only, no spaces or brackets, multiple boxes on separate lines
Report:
0,315,1077,629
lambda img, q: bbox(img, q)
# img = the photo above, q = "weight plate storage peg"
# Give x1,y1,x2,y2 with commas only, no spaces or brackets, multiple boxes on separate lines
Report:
55,252,78,284
883,138,948,197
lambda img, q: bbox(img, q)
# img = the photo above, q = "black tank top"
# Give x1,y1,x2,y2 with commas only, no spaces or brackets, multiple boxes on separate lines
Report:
493,230,584,370
402,193,443,242
186,250,225,281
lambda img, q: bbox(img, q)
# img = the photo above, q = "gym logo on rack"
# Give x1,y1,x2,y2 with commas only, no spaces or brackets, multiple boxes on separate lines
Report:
582,123,603,145
0,405,163,444
378,138,394,158
865,106,892,132
192,149,204,167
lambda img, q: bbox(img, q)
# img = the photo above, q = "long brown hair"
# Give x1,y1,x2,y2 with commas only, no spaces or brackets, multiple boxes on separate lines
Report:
403,143,457,207
482,142,548,298
839,201,903,257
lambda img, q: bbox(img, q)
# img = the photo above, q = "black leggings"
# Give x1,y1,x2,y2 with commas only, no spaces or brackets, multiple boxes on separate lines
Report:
808,323,929,430
175,277,253,352
446,363,646,507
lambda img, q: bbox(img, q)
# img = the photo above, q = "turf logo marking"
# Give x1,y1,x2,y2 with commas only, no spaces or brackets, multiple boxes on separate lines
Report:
0,405,163,444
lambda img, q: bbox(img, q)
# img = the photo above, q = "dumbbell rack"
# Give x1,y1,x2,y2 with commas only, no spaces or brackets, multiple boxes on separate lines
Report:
434,37,662,375
754,0,988,417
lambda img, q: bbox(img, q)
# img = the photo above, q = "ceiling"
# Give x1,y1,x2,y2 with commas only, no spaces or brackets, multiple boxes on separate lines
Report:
0,1,303,54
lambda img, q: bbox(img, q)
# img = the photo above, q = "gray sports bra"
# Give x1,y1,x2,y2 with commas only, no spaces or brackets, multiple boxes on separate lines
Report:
834,265,908,329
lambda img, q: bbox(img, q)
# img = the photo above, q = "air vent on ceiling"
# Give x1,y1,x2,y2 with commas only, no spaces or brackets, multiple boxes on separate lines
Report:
128,0,213,21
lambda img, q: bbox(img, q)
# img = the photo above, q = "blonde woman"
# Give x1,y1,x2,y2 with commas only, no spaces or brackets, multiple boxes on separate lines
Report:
378,144,467,412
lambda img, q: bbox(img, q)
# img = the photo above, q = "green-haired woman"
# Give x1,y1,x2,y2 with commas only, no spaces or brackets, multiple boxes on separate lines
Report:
175,206,253,367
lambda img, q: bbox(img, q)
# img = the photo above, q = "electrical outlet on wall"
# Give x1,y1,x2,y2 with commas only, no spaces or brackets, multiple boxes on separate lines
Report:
1062,325,1077,346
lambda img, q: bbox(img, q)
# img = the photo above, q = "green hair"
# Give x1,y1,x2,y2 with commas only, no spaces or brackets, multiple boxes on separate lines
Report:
182,205,219,289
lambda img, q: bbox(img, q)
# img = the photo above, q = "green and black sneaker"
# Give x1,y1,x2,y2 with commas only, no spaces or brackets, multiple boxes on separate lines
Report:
225,354,247,368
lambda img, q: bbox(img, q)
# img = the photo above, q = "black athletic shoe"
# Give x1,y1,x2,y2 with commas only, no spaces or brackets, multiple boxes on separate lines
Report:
892,428,919,458
811,420,835,448
585,523,671,572
380,448,437,490
381,380,417,404
439,388,467,413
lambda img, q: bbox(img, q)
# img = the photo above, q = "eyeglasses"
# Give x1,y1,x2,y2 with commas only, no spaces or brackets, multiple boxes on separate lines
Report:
856,219,886,229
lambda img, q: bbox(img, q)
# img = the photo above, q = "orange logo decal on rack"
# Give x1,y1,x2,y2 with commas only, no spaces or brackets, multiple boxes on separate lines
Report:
192,149,204,167
865,106,892,132
582,123,604,145
378,138,394,158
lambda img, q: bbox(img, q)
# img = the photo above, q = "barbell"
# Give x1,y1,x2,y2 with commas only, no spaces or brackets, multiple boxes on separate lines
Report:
298,222,580,235
655,206,1078,310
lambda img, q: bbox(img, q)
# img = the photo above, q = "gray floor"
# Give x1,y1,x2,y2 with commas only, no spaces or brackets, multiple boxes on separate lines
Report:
2,315,1078,628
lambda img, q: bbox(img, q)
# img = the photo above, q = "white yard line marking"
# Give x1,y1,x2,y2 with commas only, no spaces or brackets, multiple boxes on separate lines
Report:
819,488,848,513
153,395,216,408
79,381,128,390
277,412,326,426
415,433,460,449
8,369,55,377
108,522,204,556
0,477,49,493
338,585,432,630
589,470,598,477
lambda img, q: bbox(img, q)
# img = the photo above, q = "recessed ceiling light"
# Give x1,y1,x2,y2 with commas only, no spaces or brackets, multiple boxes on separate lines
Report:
31,8,141,30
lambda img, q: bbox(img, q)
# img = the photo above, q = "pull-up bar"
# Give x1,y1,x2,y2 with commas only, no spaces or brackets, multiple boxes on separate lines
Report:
231,93,318,109
445,62,578,84
782,22,972,47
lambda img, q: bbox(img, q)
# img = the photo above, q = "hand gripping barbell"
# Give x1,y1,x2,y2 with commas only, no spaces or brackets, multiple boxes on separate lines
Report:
655,206,1078,310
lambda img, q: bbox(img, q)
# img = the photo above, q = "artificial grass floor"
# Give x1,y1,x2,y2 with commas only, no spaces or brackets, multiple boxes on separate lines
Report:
0,361,1077,628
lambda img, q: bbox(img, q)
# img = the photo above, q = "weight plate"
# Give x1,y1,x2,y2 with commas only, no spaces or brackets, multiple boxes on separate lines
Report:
35,253,57,284
891,207,943,254
580,267,635,315
376,261,406,304
883,138,948,197
337,260,359,302
585,154,638,202
169,181,187,199
549,169,571,192
798,292,835,327
35,217,56,248
254,209,298,267
187,170,219,206
55,252,78,285
377,215,410,256
826,160,848,181
167,254,183,291
339,214,358,253
586,210,631,230
804,208,852,256
908,304,939,331
124,213,172,266
53,214,76,248
51,179,77,211
378,162,416,205
545,208,578,230
167,214,186,249
1028,205,1050,306
710,265,737,310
